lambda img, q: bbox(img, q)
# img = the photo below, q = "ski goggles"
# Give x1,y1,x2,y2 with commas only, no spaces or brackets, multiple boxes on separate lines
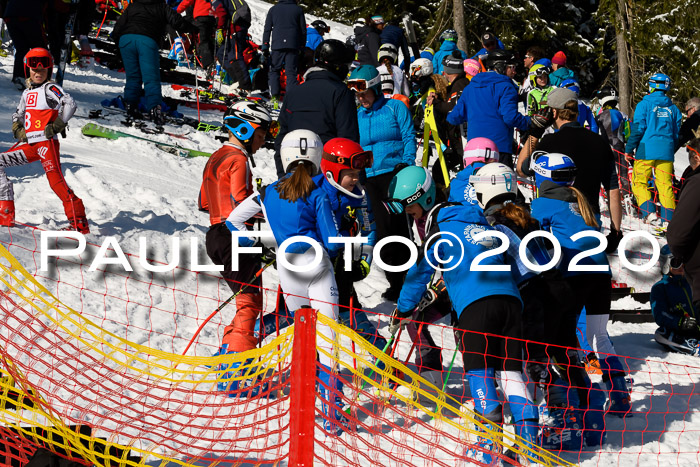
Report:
469,172,515,191
323,149,374,170
25,56,52,69
534,66,552,77
532,163,577,183
347,76,381,93
383,186,428,215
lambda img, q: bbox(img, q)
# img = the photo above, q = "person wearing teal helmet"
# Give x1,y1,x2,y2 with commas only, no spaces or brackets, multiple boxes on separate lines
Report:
386,165,436,219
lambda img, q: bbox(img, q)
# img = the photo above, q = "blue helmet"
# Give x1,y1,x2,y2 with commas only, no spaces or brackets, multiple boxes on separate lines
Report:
560,79,580,96
532,152,577,187
648,73,671,93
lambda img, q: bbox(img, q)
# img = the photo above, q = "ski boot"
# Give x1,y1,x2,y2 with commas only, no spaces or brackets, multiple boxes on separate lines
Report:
0,200,15,227
508,392,540,464
465,406,503,466
655,327,700,356
538,405,583,452
582,383,607,447
215,345,273,399
600,356,632,417
318,364,352,436
150,105,165,126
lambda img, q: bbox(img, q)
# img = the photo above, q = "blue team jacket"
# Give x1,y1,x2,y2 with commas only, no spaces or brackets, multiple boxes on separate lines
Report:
447,71,530,154
432,41,467,76
397,202,521,315
530,183,610,278
625,91,683,161
447,162,485,204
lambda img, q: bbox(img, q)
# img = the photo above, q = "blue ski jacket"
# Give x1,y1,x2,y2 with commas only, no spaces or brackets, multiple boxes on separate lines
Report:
229,176,342,255
432,41,466,76
305,26,323,50
397,202,521,315
549,67,576,87
447,71,530,154
651,274,698,333
313,174,377,259
447,162,485,204
625,91,683,161
530,183,610,278
358,93,416,178
577,100,598,134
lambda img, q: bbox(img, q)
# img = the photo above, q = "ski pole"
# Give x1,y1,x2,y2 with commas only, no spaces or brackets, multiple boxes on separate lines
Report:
96,10,108,37
181,259,274,355
384,320,425,405
344,326,402,415
430,346,459,421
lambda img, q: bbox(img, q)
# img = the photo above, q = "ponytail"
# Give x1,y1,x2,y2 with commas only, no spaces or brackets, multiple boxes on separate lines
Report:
275,162,316,202
384,61,392,75
569,186,599,228
498,203,538,230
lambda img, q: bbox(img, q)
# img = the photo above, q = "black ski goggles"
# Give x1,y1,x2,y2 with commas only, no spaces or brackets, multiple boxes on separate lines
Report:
25,56,52,69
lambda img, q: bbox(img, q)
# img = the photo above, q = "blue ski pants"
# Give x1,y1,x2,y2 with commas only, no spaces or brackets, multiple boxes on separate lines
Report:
119,34,162,111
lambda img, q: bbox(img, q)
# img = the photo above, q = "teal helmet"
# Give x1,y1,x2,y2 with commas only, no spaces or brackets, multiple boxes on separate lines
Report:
385,166,436,214
348,64,382,95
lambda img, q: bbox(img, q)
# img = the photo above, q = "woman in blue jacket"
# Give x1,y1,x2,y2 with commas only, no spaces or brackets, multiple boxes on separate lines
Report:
226,130,349,436
530,152,632,418
348,64,416,301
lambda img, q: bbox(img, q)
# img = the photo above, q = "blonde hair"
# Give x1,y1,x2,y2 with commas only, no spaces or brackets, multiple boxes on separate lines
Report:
275,162,316,202
570,186,599,228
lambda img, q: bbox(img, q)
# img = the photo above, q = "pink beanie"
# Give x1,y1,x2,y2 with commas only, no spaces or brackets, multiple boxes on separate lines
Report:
552,51,567,66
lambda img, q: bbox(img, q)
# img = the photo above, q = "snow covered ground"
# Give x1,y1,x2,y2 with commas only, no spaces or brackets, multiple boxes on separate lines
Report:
0,3,699,465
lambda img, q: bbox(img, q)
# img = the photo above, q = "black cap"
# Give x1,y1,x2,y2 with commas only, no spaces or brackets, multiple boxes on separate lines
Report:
481,31,497,46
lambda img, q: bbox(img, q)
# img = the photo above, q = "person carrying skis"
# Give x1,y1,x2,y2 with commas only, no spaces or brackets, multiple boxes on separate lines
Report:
389,166,538,464
226,130,351,436
315,138,386,352
1,48,88,232
198,100,273,385
529,151,632,418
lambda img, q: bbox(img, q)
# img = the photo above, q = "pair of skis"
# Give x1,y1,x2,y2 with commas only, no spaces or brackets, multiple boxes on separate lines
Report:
81,123,212,158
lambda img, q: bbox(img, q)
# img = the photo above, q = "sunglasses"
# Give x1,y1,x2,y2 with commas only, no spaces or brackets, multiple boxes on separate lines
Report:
26,56,52,69
324,150,374,170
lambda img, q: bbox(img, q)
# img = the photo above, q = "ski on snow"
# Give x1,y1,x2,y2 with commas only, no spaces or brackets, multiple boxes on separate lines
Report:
81,123,212,158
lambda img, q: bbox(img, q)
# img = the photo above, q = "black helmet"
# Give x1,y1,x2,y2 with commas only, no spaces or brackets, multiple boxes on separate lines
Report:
315,39,355,78
483,49,517,75
596,86,618,107
311,20,329,33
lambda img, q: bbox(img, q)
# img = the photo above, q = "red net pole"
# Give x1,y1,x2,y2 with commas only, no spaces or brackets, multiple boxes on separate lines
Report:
289,306,317,466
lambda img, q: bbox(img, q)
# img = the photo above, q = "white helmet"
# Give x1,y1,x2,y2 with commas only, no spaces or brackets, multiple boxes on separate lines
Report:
280,129,323,175
410,58,433,79
377,43,398,64
469,163,518,209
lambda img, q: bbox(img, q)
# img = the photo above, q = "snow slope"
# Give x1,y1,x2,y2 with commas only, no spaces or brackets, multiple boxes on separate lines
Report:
0,3,699,465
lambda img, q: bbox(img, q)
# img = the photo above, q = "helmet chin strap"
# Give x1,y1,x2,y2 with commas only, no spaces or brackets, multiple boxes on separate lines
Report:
325,171,364,199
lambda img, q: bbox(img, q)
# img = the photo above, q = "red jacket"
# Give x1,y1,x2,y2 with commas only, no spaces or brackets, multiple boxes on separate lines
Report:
177,0,213,19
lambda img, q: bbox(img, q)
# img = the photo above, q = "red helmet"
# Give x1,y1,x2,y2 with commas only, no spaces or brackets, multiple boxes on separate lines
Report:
24,48,54,79
321,138,373,198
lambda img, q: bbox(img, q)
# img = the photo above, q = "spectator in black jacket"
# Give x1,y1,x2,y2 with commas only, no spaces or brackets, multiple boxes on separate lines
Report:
111,0,195,124
427,50,469,180
3,0,47,89
262,0,306,101
517,87,623,246
273,39,358,178
379,17,410,75
667,138,700,308
678,98,700,149
355,17,381,67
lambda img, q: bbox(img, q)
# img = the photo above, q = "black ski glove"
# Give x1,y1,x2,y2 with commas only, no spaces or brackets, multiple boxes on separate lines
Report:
45,117,67,139
11,121,26,142
529,107,555,139
605,228,623,253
